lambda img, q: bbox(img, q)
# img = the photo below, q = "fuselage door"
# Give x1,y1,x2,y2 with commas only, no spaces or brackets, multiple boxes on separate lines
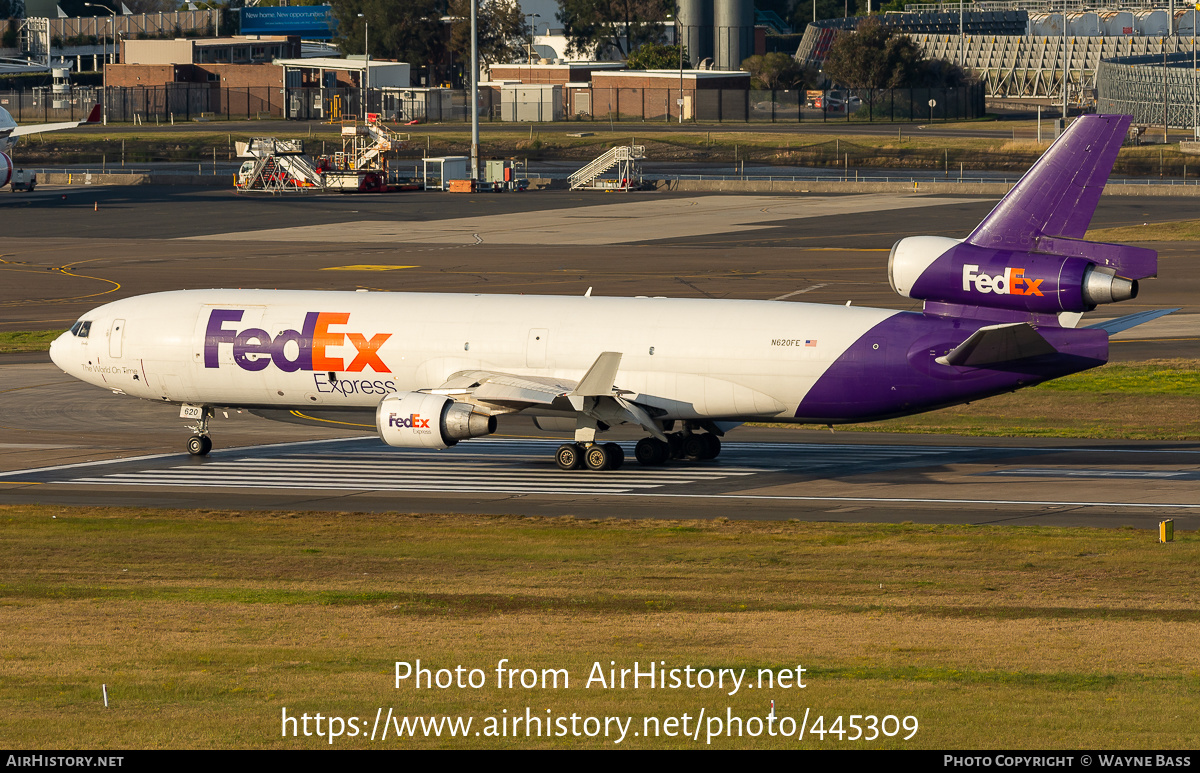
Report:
526,328,549,369
108,319,125,359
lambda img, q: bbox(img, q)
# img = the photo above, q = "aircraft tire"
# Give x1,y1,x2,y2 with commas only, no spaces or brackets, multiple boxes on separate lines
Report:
682,434,707,461
584,444,610,471
603,443,625,470
187,435,212,457
634,437,669,466
701,434,721,460
556,443,584,470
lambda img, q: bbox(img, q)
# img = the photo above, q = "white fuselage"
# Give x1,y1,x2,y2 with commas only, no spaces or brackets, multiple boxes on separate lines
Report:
49,289,900,421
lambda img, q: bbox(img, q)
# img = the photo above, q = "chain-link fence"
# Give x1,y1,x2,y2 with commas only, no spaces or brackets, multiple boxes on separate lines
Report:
0,83,985,124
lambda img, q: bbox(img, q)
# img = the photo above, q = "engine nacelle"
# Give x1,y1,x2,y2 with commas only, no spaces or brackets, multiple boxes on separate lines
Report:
889,236,1137,314
376,391,497,449
0,153,11,188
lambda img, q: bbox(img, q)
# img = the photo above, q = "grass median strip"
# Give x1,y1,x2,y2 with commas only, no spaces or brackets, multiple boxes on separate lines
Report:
1,506,1197,748
0,329,63,354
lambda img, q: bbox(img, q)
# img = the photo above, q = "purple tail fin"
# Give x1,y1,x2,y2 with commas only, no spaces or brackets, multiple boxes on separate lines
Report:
966,115,1131,251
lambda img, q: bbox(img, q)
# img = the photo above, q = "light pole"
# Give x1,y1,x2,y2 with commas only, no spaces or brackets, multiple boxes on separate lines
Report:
470,0,478,182
84,2,116,125
1061,0,1068,125
525,13,540,65
357,13,369,116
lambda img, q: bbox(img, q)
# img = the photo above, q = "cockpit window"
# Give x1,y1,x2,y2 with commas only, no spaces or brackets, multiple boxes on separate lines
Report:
70,320,92,338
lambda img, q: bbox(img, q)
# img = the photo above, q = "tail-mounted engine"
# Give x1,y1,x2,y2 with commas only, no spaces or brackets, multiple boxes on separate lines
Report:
889,235,1153,314
376,391,497,449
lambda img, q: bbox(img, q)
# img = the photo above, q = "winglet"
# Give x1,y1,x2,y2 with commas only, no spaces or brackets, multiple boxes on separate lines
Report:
571,352,622,397
84,104,102,124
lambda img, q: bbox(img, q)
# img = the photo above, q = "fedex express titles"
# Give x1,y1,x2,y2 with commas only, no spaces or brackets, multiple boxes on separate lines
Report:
962,264,1044,296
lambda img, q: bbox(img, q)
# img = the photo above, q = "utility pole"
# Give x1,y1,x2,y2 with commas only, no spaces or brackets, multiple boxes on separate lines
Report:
357,14,369,116
1062,0,1068,124
470,0,479,182
84,2,117,125
677,2,683,124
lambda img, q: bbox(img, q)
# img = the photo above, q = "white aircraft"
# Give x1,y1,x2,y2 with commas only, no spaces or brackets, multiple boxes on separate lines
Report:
0,103,101,188
49,115,1172,471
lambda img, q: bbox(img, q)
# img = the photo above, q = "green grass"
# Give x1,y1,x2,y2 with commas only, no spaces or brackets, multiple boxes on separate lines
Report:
1,506,1198,749
1036,360,1200,395
831,360,1200,439
0,329,63,353
1087,220,1200,242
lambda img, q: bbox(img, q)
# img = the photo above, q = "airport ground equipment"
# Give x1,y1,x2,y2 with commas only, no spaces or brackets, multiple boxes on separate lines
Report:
9,169,35,192
568,144,645,191
234,138,323,193
321,114,409,191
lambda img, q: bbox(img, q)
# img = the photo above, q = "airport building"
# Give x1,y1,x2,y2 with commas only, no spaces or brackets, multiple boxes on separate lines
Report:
796,2,1200,109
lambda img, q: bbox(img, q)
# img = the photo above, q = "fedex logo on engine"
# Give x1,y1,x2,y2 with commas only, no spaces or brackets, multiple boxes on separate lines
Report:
962,264,1044,296
204,309,391,373
388,413,430,429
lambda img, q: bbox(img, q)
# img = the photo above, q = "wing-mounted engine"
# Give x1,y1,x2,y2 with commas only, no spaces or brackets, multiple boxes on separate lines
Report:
1,153,12,188
376,391,497,449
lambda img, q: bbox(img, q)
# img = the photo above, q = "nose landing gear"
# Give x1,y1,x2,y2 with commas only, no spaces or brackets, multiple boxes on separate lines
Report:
182,404,214,457
187,434,213,456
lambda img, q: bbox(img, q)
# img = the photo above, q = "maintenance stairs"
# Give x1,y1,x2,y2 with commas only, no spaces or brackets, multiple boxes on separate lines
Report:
336,115,409,170
569,144,645,190
235,138,324,193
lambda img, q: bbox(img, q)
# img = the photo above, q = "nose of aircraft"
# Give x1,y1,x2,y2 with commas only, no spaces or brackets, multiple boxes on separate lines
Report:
48,330,71,371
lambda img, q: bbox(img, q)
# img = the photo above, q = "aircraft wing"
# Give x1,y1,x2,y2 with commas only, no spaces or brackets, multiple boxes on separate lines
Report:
434,369,576,406
432,353,668,441
11,104,102,137
966,114,1132,251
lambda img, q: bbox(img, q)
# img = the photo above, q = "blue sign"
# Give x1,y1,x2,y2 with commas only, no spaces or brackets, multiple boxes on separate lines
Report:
240,6,337,39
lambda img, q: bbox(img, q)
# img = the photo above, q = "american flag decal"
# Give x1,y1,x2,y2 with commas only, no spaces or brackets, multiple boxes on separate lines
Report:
805,339,817,347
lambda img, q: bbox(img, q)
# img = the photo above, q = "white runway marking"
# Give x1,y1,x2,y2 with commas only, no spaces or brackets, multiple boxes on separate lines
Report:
61,441,768,496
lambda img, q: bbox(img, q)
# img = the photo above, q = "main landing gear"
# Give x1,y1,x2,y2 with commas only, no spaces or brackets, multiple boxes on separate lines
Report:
634,432,721,466
556,442,626,471
554,432,721,471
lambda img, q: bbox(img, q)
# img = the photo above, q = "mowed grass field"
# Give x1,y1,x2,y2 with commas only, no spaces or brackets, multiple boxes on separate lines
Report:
2,505,1198,749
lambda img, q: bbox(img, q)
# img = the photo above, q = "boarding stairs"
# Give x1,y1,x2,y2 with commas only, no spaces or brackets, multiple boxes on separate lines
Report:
569,144,645,190
337,115,409,170
235,137,324,193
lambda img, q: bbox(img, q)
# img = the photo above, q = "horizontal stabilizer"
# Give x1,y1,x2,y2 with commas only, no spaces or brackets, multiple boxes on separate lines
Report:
1083,308,1178,336
1034,236,1157,280
936,322,1056,367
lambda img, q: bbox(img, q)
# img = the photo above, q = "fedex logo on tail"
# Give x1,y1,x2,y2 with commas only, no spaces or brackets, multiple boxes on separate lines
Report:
962,264,1044,297
204,309,391,373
